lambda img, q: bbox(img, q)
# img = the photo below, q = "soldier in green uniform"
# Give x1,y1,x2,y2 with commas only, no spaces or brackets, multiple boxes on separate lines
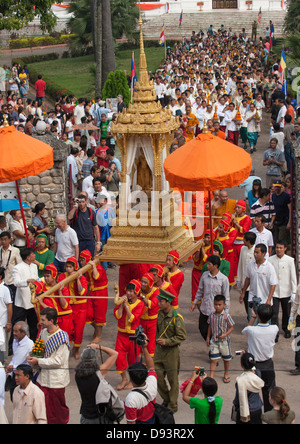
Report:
154,288,187,413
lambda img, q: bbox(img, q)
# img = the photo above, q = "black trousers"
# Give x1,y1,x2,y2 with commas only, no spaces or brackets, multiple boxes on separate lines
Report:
295,315,300,369
271,297,291,332
199,312,209,341
256,359,276,413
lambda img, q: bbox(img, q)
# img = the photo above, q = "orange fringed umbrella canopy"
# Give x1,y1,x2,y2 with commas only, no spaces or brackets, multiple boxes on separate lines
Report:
164,132,252,191
0,124,54,246
164,131,252,251
0,125,54,182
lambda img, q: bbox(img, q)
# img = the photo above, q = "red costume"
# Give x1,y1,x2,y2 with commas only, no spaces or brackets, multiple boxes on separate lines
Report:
232,201,252,279
140,273,159,357
215,219,237,285
80,250,108,327
34,265,73,338
114,280,145,373
118,263,154,296
191,243,211,303
167,251,184,309
58,257,88,348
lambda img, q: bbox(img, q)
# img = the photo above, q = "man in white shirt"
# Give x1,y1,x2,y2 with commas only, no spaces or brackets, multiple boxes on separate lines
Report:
0,267,12,364
196,100,207,130
154,78,166,107
242,303,278,412
276,99,287,129
236,232,256,320
240,243,277,309
74,98,86,125
67,147,79,198
250,216,274,258
53,214,79,274
11,248,39,348
217,97,227,131
82,165,102,194
0,231,22,296
6,321,34,400
27,307,70,424
224,102,240,145
268,240,297,339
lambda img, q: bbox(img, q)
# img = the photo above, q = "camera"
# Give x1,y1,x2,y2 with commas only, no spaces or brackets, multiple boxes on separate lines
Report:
249,296,262,313
129,325,148,347
73,198,85,203
235,351,243,356
195,366,205,376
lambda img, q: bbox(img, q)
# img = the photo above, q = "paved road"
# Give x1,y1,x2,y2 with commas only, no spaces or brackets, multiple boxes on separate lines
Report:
3,111,300,426
0,45,68,68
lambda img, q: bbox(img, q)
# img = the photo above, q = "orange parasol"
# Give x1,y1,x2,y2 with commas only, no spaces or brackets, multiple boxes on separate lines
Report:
0,124,54,245
164,132,252,190
164,130,252,250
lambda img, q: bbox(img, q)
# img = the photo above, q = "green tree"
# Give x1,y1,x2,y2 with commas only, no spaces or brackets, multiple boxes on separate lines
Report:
0,0,62,32
68,0,93,49
102,70,130,106
111,0,139,41
284,0,300,33
68,0,116,93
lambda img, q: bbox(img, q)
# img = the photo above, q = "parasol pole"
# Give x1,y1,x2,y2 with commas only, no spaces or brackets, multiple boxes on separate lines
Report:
15,180,30,247
208,190,214,253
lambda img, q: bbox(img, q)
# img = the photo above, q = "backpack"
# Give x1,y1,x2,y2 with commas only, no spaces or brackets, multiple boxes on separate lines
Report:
132,389,175,425
95,371,125,424
71,206,94,227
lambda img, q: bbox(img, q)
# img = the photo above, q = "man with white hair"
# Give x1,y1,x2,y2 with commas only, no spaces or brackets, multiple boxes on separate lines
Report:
53,214,79,274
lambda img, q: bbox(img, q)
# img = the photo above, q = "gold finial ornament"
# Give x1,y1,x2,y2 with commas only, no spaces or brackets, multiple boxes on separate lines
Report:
102,3,196,264
202,120,208,134
3,115,9,127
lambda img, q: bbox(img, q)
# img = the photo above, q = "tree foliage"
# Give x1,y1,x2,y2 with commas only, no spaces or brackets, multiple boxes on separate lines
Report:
68,0,93,48
284,0,300,34
0,0,62,32
101,70,130,106
111,0,139,41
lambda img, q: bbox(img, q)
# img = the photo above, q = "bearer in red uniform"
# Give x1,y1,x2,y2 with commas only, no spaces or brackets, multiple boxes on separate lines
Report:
139,272,160,357
231,200,252,280
34,264,73,338
114,279,145,390
165,250,184,309
79,250,108,344
58,256,88,360
191,230,214,303
149,265,178,305
214,218,237,286
118,263,154,297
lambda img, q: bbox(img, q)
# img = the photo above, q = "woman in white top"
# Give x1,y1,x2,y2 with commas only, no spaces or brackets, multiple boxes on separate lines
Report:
240,99,249,150
10,210,27,248
245,103,259,153
65,113,74,141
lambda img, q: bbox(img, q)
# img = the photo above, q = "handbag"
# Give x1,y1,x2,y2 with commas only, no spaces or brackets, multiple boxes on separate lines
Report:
132,389,175,425
231,404,237,422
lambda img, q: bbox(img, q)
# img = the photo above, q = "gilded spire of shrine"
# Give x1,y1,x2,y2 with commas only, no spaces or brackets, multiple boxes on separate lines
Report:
110,0,179,135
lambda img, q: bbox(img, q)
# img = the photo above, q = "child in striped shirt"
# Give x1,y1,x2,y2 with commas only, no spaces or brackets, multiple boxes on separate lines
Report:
206,295,235,384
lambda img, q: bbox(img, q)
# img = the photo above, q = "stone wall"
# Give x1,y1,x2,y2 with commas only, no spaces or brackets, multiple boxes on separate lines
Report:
18,131,69,223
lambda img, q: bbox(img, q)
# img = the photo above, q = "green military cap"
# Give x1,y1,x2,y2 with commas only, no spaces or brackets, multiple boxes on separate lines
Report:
157,288,175,303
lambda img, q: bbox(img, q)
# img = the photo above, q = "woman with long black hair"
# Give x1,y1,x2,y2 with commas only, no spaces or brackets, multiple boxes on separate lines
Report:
183,371,223,424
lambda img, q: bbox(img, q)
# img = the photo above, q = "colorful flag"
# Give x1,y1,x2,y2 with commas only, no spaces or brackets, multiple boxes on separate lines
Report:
278,46,287,94
269,22,274,49
131,52,137,92
159,24,165,46
179,10,183,27
257,7,262,23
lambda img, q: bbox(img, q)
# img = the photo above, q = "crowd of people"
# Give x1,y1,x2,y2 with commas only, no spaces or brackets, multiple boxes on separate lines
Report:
0,22,299,426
